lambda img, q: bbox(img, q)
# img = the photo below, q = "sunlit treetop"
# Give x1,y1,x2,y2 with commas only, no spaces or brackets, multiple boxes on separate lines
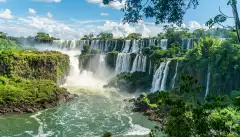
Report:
103,0,199,25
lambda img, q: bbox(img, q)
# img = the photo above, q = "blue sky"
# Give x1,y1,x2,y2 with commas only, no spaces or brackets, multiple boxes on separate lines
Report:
0,0,237,39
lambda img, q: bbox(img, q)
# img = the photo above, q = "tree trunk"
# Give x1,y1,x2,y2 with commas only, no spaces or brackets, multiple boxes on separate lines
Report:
231,3,240,43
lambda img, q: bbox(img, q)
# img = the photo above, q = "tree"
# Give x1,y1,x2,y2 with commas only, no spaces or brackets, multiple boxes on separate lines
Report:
103,0,199,25
103,0,240,43
126,33,142,39
81,34,94,40
97,32,113,40
35,32,57,42
0,32,7,39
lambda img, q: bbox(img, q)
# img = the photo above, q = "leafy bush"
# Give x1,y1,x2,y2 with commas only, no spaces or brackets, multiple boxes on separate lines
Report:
0,76,66,104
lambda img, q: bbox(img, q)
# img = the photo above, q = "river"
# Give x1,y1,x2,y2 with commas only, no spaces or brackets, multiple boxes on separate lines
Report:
0,49,160,137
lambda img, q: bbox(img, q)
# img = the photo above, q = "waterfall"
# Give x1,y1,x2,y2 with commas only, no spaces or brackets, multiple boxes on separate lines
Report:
205,62,211,97
115,53,131,74
131,55,139,73
131,40,140,53
181,39,193,50
122,40,131,53
171,61,179,89
187,39,191,49
160,39,168,50
149,60,152,75
151,60,171,92
160,60,170,91
142,56,147,72
131,55,147,73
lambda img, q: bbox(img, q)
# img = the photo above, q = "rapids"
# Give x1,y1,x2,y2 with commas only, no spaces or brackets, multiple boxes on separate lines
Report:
0,49,161,137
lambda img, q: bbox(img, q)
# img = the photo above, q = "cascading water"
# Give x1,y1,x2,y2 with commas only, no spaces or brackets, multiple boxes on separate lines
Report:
151,60,171,92
0,45,159,137
149,60,152,75
131,40,140,53
171,61,179,89
160,60,170,91
205,62,211,97
160,39,168,50
130,55,147,73
122,40,131,53
115,53,132,74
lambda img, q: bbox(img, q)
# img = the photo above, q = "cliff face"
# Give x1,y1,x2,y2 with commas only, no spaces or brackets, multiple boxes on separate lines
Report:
0,50,73,115
0,50,69,84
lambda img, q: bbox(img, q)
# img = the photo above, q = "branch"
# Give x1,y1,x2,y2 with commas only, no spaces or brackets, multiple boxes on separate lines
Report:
219,7,234,18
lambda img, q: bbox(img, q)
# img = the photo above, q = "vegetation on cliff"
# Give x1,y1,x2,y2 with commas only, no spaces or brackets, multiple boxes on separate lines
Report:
135,75,240,137
0,39,72,114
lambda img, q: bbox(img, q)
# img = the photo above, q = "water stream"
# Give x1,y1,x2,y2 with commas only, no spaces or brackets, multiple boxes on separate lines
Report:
0,49,159,137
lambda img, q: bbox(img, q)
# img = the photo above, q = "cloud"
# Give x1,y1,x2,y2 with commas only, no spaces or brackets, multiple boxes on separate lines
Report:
100,13,109,16
0,9,13,19
86,0,101,3
29,8,37,14
86,0,126,10
0,0,7,2
47,12,53,18
0,11,207,40
33,0,61,3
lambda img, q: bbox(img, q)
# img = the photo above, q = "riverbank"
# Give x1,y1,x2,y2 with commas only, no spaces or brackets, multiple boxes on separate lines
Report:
0,90,75,115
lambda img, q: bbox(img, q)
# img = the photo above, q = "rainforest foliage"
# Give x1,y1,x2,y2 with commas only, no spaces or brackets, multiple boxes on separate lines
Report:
0,40,70,107
137,75,240,137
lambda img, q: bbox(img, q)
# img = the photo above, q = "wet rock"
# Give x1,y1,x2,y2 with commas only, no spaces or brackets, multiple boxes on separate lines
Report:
57,94,67,105
26,108,34,113
13,108,22,113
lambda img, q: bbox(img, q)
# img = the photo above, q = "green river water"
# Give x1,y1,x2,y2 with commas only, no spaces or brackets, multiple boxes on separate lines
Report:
0,50,163,137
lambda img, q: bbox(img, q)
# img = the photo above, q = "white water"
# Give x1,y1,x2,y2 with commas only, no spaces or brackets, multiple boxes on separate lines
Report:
115,53,131,74
130,55,147,73
160,60,170,91
171,61,179,89
149,60,152,75
160,39,168,50
151,60,171,92
131,40,140,53
205,62,211,97
122,40,131,53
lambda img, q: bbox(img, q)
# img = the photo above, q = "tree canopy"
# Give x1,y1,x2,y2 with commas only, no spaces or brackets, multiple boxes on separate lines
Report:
103,0,240,42
97,32,113,40
35,32,58,41
126,33,142,39
103,0,199,25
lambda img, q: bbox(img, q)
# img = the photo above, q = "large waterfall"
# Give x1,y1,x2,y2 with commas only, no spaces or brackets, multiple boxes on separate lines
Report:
131,55,147,73
115,53,131,74
171,61,179,89
131,40,140,53
151,60,171,92
160,39,168,50
205,62,211,97
122,40,131,53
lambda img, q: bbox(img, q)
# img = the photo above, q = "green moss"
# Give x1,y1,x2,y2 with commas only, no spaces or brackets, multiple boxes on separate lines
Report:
0,50,69,83
0,76,66,104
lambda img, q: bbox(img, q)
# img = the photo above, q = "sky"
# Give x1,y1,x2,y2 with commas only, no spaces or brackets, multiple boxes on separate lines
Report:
0,0,237,39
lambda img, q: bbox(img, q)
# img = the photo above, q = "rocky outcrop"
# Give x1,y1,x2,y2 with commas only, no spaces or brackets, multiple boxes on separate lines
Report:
0,89,77,115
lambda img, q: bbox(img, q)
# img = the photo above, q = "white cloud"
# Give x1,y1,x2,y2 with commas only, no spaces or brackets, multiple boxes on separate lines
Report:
100,13,109,16
29,8,37,14
47,12,53,18
0,10,206,40
86,0,126,10
86,0,101,3
0,9,13,19
33,0,61,3
0,0,7,2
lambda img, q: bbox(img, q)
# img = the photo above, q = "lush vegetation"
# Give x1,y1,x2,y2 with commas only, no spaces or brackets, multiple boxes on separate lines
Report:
136,75,240,137
0,76,67,104
0,50,69,83
0,39,71,114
